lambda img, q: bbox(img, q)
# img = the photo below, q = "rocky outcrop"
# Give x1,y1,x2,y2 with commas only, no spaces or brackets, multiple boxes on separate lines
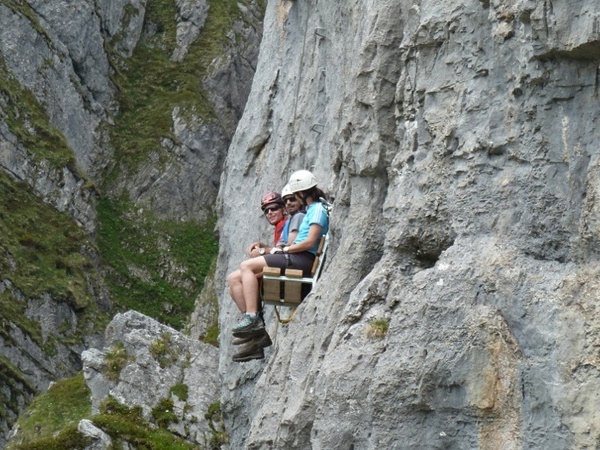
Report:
112,0,264,223
217,0,600,448
0,0,262,445
82,311,219,447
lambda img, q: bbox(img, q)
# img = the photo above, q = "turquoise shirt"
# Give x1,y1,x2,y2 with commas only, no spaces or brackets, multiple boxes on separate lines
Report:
293,201,329,254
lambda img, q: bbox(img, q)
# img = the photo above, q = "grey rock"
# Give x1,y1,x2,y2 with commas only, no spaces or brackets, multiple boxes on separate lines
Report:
0,120,97,233
215,0,600,448
0,2,108,179
78,419,112,450
83,311,220,445
118,110,227,222
172,0,209,62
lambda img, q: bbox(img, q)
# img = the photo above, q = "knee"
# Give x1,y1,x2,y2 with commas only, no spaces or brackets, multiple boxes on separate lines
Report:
239,260,251,273
227,270,241,285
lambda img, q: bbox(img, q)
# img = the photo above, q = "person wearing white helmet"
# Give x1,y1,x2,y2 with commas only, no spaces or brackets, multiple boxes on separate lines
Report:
230,170,329,362
272,183,305,251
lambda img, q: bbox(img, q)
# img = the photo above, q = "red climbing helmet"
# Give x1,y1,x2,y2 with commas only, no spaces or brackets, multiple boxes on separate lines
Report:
260,191,284,210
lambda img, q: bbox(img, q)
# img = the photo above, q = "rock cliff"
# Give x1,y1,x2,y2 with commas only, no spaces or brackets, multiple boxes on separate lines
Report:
2,0,600,448
217,0,600,448
1,0,261,446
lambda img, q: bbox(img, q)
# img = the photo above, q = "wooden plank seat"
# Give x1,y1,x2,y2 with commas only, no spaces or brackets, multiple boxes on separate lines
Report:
261,234,328,322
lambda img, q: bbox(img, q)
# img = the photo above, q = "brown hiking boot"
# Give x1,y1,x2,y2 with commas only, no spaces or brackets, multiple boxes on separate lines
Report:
232,332,273,362
232,346,265,362
232,327,267,345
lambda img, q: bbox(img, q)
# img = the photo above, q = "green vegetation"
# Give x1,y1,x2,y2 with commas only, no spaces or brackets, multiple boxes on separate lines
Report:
0,61,77,170
0,172,108,358
0,173,95,308
103,342,130,382
150,332,180,368
170,383,189,402
366,318,390,339
8,424,92,450
152,397,178,428
205,400,228,448
97,196,217,330
9,388,198,449
92,397,196,449
7,373,91,449
107,0,263,175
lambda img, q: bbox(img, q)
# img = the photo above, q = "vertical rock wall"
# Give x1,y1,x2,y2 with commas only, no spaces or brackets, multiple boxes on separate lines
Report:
218,0,600,448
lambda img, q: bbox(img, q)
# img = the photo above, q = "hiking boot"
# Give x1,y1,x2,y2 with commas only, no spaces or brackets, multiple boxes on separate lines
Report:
231,332,273,362
231,328,264,345
232,346,264,362
232,313,265,338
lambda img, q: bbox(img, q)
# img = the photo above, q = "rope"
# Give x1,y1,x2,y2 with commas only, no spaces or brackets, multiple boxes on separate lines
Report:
274,306,298,324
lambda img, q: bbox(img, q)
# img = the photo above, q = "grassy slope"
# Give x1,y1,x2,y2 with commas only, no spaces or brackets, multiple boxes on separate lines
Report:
95,0,261,331
3,0,265,447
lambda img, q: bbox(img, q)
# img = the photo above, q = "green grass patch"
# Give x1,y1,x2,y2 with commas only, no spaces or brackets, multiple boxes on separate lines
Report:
0,172,95,308
150,332,180,368
366,318,390,339
92,397,196,449
7,373,91,448
152,397,178,428
96,196,218,330
0,60,77,170
103,342,130,382
170,383,189,402
7,423,93,450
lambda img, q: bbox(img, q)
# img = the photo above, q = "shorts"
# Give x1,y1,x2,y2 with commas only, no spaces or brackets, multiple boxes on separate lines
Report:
263,251,316,276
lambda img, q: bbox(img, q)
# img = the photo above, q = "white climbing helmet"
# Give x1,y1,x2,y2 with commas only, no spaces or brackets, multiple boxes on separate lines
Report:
288,170,317,193
281,184,293,198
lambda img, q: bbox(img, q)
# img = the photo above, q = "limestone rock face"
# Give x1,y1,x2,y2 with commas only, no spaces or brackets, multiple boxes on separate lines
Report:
217,0,600,448
82,311,220,446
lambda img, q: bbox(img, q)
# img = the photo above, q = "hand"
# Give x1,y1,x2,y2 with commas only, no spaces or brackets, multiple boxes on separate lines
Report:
283,246,290,253
270,247,283,254
248,241,263,255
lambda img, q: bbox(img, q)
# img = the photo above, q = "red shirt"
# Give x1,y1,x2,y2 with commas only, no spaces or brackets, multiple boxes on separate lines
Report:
274,219,286,246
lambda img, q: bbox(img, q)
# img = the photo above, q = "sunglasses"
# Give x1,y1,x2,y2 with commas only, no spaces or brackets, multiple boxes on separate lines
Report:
283,197,297,203
263,205,282,214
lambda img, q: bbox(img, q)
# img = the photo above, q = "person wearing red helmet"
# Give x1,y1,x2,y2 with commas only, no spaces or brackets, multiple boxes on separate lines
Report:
247,191,287,256
226,191,286,355
230,171,329,362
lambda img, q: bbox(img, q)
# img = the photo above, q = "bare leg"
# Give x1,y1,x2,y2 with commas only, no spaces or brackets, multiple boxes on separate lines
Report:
227,269,247,313
239,257,268,314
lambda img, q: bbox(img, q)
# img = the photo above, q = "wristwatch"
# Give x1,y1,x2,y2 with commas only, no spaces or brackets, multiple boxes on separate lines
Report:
259,248,265,255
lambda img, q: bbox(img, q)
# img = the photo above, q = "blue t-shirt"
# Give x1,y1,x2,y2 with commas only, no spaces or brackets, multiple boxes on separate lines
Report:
293,201,329,254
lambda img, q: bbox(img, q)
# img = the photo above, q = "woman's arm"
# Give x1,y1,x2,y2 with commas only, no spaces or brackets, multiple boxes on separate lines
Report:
285,224,322,253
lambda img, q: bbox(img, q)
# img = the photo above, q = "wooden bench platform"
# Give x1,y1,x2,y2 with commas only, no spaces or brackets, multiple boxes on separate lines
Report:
261,234,328,321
